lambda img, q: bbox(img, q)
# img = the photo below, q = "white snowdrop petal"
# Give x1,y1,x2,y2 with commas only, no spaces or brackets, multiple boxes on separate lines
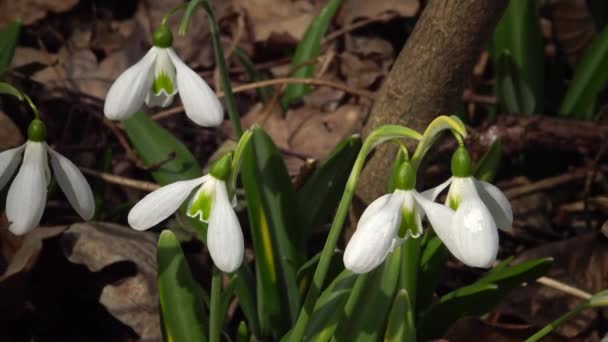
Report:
343,192,404,273
167,49,224,127
420,177,453,201
0,144,25,190
207,180,244,273
104,48,157,120
6,142,48,235
473,179,513,232
452,199,499,268
412,191,461,260
48,147,95,220
128,176,206,231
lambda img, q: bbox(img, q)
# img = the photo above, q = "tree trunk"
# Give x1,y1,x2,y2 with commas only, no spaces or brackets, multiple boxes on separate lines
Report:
357,0,510,203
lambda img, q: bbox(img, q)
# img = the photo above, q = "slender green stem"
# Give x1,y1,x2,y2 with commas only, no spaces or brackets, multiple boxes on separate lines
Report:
525,302,588,342
209,266,223,342
23,94,40,119
288,125,422,342
401,237,421,309
161,3,189,26
201,0,243,138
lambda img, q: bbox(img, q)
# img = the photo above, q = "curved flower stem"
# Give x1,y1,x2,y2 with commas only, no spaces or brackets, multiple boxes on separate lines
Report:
200,0,243,138
289,125,422,342
161,3,189,26
524,302,587,342
23,94,40,120
209,266,222,342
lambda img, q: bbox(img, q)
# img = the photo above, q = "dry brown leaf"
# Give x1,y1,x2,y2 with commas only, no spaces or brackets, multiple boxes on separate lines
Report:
499,233,608,338
0,111,24,151
551,0,596,66
340,52,383,89
0,219,66,281
336,0,419,26
61,222,161,341
445,317,567,342
235,0,318,43
0,0,79,26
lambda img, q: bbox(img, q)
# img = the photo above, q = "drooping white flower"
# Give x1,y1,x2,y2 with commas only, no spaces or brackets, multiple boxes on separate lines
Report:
343,161,428,274
127,173,244,273
412,147,513,268
103,26,223,127
344,189,425,274
0,139,95,235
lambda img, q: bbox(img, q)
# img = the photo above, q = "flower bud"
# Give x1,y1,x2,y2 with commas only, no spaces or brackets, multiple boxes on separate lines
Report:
210,153,233,181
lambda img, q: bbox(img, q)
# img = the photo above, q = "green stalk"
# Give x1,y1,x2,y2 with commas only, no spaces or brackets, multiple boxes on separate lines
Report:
289,125,422,341
209,266,223,342
401,237,421,309
200,0,243,138
524,302,588,342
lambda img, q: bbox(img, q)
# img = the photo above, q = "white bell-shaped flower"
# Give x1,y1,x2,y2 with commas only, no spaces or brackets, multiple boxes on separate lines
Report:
0,120,95,235
103,26,223,127
413,147,513,268
344,162,424,274
127,155,243,273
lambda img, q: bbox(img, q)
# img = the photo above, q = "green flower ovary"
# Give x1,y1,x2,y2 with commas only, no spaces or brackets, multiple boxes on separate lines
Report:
152,72,175,95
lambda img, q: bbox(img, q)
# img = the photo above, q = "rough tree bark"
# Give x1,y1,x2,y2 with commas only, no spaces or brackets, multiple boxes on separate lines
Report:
357,0,510,203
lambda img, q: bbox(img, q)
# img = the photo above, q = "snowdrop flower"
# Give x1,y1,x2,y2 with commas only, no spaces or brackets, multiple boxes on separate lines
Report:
128,154,243,272
412,146,513,268
344,161,425,273
0,120,95,235
104,25,223,127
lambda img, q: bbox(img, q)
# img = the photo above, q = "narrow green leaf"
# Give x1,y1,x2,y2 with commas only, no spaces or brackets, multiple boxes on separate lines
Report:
302,270,358,341
234,47,274,101
281,0,341,107
474,139,502,183
560,25,608,120
418,258,552,340
241,127,304,335
495,51,536,114
416,234,449,312
123,112,202,185
418,284,499,341
0,21,20,74
385,289,416,342
333,245,402,342
492,0,544,114
157,230,208,342
296,135,361,239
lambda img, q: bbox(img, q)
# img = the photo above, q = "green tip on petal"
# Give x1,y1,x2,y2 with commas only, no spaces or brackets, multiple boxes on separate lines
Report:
451,146,472,178
152,73,175,94
394,161,416,190
187,185,214,222
210,153,233,181
27,119,46,142
398,208,418,239
152,25,173,48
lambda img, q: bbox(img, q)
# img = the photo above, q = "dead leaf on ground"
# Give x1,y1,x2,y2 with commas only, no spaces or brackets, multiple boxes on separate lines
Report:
499,232,608,338
235,0,318,43
61,222,161,341
445,317,567,342
551,0,596,66
239,102,362,175
0,221,66,282
336,0,419,26
0,111,24,151
0,0,79,27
